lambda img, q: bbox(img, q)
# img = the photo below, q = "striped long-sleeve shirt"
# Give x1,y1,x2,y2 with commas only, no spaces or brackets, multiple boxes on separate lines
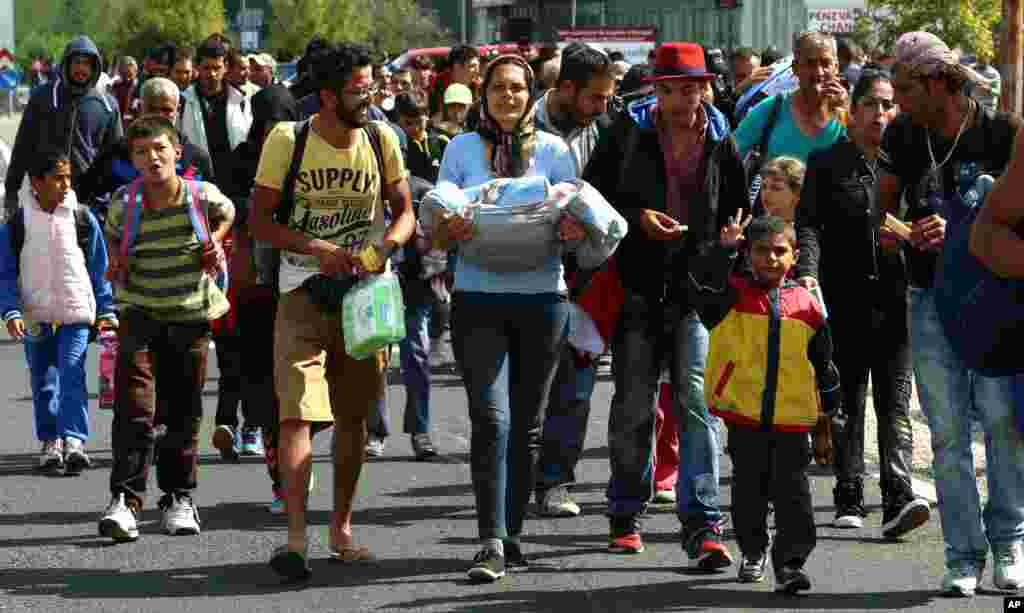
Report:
106,180,234,322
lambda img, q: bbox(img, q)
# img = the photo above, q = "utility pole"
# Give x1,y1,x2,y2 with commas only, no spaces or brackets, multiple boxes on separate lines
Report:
1003,0,1023,115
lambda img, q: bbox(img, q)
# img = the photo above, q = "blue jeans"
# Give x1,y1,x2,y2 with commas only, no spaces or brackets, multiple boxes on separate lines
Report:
452,293,570,539
401,296,433,435
909,286,1024,567
24,323,91,443
607,294,721,526
367,385,390,438
537,343,597,492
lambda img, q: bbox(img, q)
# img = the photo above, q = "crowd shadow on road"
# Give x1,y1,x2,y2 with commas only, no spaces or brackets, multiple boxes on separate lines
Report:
384,578,938,612
0,450,312,477
0,556,472,600
0,561,942,609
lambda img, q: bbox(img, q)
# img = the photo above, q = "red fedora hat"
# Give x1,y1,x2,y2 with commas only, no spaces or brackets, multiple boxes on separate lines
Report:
647,42,714,81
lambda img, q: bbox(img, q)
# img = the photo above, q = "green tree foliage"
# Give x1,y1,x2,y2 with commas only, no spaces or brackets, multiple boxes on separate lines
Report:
14,0,129,67
268,0,451,59
853,0,1002,60
113,0,227,60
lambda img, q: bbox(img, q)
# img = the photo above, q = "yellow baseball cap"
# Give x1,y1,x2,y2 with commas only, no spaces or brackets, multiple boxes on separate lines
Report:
443,83,473,106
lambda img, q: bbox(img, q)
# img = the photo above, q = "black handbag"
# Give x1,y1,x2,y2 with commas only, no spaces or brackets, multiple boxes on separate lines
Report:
299,274,359,314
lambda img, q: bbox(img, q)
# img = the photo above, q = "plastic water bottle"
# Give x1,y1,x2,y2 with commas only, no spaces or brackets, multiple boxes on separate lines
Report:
963,174,995,210
98,330,118,410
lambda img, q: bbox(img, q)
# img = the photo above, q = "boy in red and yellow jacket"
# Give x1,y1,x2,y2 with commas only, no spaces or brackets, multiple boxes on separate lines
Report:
689,214,843,594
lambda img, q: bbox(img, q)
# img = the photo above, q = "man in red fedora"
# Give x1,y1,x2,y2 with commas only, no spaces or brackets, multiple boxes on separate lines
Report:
583,41,746,568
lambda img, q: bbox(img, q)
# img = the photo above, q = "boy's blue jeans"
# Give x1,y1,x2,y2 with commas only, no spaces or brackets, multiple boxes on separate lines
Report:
24,323,92,443
909,286,1024,568
607,293,721,527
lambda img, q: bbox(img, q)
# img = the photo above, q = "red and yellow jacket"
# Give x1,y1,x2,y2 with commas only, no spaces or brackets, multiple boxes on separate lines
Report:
690,248,842,432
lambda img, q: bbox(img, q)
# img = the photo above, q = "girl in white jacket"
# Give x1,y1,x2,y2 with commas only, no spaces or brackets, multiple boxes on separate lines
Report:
0,151,116,475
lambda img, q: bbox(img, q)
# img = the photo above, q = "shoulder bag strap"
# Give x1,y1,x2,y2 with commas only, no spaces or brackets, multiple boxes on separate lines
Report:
120,178,144,282
277,119,312,225
364,122,387,187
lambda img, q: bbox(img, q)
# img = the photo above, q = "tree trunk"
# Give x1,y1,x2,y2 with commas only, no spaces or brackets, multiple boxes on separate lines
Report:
1002,0,1023,115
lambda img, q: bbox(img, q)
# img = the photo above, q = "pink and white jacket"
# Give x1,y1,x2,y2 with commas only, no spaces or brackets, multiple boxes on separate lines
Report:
16,181,96,324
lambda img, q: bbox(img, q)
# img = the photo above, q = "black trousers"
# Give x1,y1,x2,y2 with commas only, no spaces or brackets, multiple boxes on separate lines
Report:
828,289,914,504
728,424,815,572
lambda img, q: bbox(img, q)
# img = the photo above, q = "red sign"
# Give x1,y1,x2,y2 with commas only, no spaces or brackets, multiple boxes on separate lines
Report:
556,27,657,42
719,0,739,8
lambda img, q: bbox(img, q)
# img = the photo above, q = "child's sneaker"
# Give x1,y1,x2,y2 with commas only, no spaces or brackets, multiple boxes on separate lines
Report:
608,514,644,554
159,493,201,536
775,565,812,594
98,493,139,543
737,552,768,583
683,522,734,570
63,437,91,476
37,439,63,473
212,425,239,462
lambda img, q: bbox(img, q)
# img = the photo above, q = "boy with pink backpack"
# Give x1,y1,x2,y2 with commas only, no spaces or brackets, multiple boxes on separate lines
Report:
97,115,235,544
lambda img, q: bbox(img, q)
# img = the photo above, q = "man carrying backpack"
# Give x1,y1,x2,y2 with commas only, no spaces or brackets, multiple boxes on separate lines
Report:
249,43,414,580
877,31,1024,597
97,116,235,545
0,150,116,476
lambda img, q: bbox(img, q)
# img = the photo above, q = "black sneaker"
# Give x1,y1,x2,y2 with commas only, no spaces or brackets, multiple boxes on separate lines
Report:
504,540,528,570
738,551,768,583
882,496,931,539
775,565,812,594
832,480,867,529
467,548,505,582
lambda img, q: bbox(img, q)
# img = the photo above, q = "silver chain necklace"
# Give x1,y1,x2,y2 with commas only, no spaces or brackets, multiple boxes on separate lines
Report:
926,99,974,172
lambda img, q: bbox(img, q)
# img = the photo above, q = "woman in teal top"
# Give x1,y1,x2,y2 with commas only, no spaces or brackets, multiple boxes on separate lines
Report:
735,31,849,164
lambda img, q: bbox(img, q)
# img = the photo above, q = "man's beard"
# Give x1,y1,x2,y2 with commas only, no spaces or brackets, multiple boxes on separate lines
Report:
337,100,370,128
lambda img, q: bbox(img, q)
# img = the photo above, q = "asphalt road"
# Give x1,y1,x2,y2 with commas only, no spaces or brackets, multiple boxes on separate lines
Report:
0,333,1015,613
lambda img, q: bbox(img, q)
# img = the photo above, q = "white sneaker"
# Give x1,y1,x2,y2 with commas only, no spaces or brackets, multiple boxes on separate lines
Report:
537,485,581,517
833,514,864,529
161,493,201,536
994,542,1024,591
365,436,386,458
653,489,677,504
942,563,981,597
98,493,139,543
38,440,63,472
63,437,91,476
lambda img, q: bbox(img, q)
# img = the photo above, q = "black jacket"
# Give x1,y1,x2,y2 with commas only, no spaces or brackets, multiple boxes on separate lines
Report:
5,36,123,212
582,102,747,307
795,138,907,305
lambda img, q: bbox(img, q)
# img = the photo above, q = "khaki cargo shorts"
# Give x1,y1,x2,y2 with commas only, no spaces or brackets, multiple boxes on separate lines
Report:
273,288,386,423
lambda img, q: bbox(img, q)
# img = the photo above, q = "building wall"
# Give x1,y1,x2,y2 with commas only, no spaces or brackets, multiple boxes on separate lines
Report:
455,0,807,51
